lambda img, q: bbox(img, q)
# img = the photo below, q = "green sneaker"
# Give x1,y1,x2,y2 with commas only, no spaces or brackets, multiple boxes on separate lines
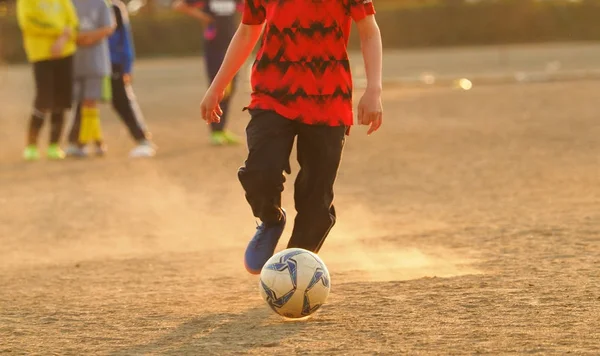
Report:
47,144,65,160
23,145,40,161
222,131,241,145
210,131,227,146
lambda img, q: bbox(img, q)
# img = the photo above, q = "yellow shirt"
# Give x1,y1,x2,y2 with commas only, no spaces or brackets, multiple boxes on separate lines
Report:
16,0,79,63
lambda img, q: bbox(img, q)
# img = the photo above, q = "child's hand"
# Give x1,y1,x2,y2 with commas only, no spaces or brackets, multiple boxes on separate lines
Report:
357,88,383,135
50,36,67,58
76,34,92,46
62,27,73,38
200,87,224,124
123,74,132,84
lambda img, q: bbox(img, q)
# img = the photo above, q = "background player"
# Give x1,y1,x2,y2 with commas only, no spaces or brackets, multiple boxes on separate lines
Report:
173,0,243,145
67,0,156,158
67,0,115,157
17,0,79,161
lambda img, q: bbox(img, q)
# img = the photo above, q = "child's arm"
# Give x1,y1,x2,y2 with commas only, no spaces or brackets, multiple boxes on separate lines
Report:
352,1,383,135
200,0,265,122
77,26,115,46
172,0,213,25
209,24,262,94
357,16,382,100
78,2,116,46
200,23,264,122
114,3,135,75
121,26,135,75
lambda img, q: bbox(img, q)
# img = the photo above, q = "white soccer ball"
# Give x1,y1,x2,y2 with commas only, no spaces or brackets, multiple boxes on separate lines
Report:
259,248,331,319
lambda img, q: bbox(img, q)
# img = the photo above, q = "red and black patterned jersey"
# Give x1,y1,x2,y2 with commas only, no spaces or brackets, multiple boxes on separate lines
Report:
242,0,376,126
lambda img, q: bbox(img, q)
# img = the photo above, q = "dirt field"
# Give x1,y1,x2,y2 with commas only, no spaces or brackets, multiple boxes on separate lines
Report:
0,57,599,355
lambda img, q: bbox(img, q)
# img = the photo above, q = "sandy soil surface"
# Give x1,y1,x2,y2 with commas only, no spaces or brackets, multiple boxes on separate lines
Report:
0,58,599,355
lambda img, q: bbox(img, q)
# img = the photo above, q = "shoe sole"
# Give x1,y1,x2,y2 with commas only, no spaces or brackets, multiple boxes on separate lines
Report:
244,263,262,275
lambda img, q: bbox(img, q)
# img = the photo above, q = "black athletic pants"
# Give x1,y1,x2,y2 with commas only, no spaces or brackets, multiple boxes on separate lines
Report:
238,109,346,253
68,64,148,144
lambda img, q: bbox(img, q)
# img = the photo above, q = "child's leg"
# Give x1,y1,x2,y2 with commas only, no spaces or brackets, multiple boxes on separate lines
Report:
49,111,64,145
238,110,296,224
287,123,347,253
24,108,45,160
79,77,105,154
27,109,46,146
239,109,296,273
110,70,149,142
49,56,74,148
27,60,53,147
82,99,101,143
67,101,84,146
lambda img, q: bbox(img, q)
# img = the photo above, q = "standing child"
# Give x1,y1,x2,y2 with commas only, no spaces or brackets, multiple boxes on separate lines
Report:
67,0,156,158
173,0,243,145
17,0,79,160
199,0,383,274
67,0,115,157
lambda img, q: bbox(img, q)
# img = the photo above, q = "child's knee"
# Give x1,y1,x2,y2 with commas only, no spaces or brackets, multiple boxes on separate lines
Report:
82,100,97,108
238,165,286,193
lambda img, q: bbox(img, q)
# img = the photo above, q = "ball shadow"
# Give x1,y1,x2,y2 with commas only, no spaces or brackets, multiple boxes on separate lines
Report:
110,306,310,355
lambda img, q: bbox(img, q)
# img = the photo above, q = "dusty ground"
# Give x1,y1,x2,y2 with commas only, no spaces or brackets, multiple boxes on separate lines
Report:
0,57,599,355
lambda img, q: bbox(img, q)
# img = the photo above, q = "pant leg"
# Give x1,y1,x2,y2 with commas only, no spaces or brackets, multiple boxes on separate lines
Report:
28,60,51,145
53,55,74,111
45,56,73,145
33,59,53,111
204,45,234,132
238,109,296,224
111,66,148,142
67,101,83,144
287,123,347,253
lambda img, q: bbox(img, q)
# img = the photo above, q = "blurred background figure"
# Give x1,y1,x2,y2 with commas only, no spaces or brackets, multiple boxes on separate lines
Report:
67,0,157,158
65,0,115,157
16,0,78,161
173,0,243,146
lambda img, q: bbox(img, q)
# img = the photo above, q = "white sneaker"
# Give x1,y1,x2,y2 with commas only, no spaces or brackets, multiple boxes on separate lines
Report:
129,141,156,158
65,144,88,158
95,143,108,157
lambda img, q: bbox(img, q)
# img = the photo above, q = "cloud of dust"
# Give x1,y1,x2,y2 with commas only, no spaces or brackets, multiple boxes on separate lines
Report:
319,204,481,282
98,163,247,255
6,162,250,267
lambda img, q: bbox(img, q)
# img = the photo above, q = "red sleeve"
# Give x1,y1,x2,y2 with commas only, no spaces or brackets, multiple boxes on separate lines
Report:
242,0,265,25
348,0,375,22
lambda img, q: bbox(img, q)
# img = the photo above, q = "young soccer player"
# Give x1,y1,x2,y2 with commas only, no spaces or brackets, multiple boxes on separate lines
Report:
199,0,383,274
17,0,79,160
173,0,243,145
67,0,115,157
67,0,156,158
